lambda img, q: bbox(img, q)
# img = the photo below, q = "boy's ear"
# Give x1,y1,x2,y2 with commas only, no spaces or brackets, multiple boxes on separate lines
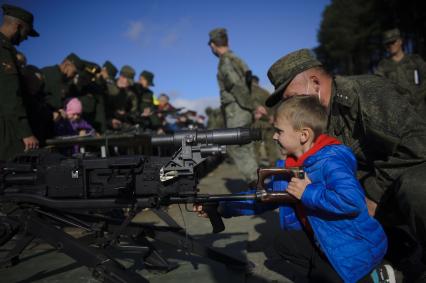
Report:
300,128,313,144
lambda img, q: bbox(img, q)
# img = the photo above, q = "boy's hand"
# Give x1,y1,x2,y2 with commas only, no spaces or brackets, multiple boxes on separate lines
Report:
193,204,208,218
287,175,311,200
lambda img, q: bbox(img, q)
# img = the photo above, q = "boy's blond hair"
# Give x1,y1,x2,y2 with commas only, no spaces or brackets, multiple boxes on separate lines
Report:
275,95,328,138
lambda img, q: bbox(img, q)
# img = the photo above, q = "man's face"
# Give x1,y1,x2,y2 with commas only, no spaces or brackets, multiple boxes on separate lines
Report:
385,38,403,56
116,76,130,89
63,61,77,79
100,68,109,80
273,115,301,158
139,76,149,88
209,43,220,57
281,72,330,108
158,96,168,106
11,21,30,45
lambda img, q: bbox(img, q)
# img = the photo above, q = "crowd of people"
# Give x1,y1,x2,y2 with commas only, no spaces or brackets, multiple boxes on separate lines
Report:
0,4,208,161
25,52,207,145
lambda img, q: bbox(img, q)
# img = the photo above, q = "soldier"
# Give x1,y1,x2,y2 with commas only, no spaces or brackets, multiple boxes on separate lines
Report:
100,60,118,95
73,60,107,133
109,65,138,129
21,65,54,146
208,28,258,182
0,4,39,160
251,75,278,166
42,53,83,112
375,28,426,110
100,60,120,129
135,70,155,111
265,48,426,281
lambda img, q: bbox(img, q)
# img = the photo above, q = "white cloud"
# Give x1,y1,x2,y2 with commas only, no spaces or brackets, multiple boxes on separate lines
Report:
160,18,190,48
161,31,179,47
124,20,145,41
123,17,190,48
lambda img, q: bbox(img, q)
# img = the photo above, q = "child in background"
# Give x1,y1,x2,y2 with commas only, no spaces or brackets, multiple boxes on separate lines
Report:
54,97,95,137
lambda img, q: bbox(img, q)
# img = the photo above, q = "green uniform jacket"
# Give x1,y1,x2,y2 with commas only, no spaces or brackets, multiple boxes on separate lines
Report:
375,54,426,108
328,75,426,202
134,84,154,111
0,32,32,160
41,65,70,110
217,51,253,127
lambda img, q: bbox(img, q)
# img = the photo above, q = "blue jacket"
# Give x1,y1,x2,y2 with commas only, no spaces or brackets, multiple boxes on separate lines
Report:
219,145,387,283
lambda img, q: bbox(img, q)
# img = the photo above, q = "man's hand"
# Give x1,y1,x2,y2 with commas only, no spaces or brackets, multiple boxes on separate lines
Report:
287,174,311,200
254,106,268,121
22,135,39,151
111,118,122,129
193,204,208,218
365,197,377,216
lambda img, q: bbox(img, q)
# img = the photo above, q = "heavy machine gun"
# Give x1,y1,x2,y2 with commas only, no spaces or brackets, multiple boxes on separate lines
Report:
0,127,302,282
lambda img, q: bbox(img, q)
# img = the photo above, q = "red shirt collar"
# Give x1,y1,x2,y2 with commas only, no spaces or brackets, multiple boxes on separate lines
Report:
285,134,341,167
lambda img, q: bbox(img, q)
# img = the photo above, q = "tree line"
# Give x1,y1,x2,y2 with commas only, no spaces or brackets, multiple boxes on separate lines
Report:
315,0,426,74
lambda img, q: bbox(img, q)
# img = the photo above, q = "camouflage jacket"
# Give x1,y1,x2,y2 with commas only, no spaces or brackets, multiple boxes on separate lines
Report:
217,51,254,111
252,83,270,108
134,84,154,111
375,54,426,107
0,32,31,139
328,75,426,202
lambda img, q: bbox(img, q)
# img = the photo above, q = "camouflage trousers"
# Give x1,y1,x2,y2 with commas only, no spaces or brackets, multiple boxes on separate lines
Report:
224,102,258,182
377,162,426,269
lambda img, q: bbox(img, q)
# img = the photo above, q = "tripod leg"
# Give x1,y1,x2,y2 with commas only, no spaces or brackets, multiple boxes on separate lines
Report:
26,211,149,283
133,234,178,272
0,234,34,267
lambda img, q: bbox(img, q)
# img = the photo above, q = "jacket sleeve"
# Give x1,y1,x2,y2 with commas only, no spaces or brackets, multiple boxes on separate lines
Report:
218,189,279,218
219,56,253,111
300,157,366,216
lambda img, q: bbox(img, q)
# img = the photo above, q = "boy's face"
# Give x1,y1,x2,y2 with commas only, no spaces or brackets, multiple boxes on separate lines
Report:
273,116,303,158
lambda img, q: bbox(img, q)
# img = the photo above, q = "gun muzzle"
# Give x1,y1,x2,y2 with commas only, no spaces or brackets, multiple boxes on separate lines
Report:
151,127,261,148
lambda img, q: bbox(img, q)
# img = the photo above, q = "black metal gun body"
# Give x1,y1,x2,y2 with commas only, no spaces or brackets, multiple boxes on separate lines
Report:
0,128,269,282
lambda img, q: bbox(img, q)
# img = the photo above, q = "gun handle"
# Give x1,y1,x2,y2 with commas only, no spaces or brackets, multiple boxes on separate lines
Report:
260,192,298,204
256,167,304,190
203,203,225,234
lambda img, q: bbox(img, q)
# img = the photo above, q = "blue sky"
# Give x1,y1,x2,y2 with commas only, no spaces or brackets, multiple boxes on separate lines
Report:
5,0,330,114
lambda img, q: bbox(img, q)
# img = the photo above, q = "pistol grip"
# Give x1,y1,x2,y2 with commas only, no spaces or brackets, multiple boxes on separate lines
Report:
203,203,225,234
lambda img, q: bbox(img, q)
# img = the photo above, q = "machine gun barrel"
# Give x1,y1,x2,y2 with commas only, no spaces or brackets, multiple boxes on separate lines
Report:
151,127,261,148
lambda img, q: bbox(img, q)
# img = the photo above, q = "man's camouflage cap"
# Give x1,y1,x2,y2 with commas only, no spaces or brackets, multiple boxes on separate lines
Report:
265,49,322,107
103,60,118,78
120,65,135,80
140,70,154,86
208,28,227,45
383,28,401,44
2,4,39,37
65,53,84,70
